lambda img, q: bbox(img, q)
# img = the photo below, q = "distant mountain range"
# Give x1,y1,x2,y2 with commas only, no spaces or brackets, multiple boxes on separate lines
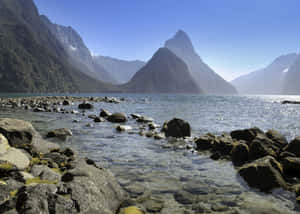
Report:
165,30,237,94
2,0,299,95
232,53,298,94
93,56,145,84
123,48,202,93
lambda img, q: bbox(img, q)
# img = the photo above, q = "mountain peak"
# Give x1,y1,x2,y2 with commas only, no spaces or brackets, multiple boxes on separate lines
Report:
165,30,195,53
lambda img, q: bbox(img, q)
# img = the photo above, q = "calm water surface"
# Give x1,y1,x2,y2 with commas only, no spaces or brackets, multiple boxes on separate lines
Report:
1,94,300,213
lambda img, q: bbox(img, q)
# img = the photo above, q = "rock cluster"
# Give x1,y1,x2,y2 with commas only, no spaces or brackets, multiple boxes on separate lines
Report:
0,118,126,214
195,127,300,203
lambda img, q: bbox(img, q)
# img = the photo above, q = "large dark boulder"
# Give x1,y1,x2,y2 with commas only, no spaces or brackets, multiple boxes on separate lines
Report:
284,137,300,157
265,130,288,149
249,134,279,160
238,156,286,192
212,135,235,156
231,142,249,166
78,102,94,110
281,157,300,177
107,113,127,123
161,118,191,138
195,134,215,150
230,127,263,143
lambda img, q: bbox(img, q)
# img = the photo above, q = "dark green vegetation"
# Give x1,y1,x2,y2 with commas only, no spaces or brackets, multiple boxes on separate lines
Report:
124,48,202,93
0,0,116,93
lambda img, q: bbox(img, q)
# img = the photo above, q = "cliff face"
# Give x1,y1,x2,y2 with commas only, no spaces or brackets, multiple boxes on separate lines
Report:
124,48,202,93
0,0,115,93
165,30,237,94
40,15,116,84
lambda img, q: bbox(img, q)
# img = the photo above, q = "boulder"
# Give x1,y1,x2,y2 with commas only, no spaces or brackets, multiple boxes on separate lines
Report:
161,118,191,138
281,157,300,176
249,134,279,160
100,109,112,118
137,116,154,123
131,114,142,119
63,159,126,213
116,125,132,132
238,156,286,192
94,117,105,123
195,134,215,150
0,134,30,170
231,142,249,166
284,137,300,157
62,100,70,105
265,129,288,148
107,113,127,123
46,128,72,139
148,122,159,130
213,135,235,155
78,102,93,109
230,127,264,143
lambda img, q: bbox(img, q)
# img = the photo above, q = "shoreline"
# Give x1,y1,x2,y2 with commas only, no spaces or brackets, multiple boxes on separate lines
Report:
0,95,300,213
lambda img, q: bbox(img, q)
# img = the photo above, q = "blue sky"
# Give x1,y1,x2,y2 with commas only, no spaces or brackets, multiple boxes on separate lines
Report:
34,0,300,81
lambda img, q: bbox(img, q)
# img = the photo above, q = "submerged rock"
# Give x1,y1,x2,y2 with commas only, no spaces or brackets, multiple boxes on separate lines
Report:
238,156,286,192
46,128,73,139
108,113,127,123
162,118,191,138
116,125,132,132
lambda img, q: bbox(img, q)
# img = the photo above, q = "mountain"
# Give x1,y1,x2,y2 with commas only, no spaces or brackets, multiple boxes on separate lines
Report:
283,54,300,94
164,30,237,94
231,53,298,94
93,56,145,83
123,48,202,93
40,15,116,84
0,0,115,92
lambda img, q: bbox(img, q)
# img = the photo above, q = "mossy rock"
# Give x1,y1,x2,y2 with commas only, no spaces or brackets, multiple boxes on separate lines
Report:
25,177,58,186
123,206,143,214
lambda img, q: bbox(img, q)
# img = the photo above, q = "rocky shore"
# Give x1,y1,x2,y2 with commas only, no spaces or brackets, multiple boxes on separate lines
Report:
1,95,300,213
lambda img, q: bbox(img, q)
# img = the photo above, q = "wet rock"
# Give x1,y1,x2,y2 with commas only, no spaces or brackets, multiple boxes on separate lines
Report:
30,165,61,182
71,110,79,114
279,151,296,159
238,156,286,192
131,114,142,119
265,129,288,148
148,122,159,130
88,114,97,119
213,135,235,155
124,183,146,197
211,203,229,212
281,100,300,104
154,133,165,140
33,107,45,112
108,113,127,123
116,125,132,132
137,116,154,123
86,123,93,127
173,190,195,204
100,109,112,118
78,102,93,109
195,134,215,150
145,199,164,212
231,142,249,166
62,100,70,105
230,127,263,143
93,117,105,123
145,131,154,138
162,118,191,138
281,157,300,177
211,151,221,160
249,134,279,160
284,136,300,157
46,128,72,139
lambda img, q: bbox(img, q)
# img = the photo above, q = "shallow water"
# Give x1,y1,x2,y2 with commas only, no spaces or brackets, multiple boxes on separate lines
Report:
1,94,300,213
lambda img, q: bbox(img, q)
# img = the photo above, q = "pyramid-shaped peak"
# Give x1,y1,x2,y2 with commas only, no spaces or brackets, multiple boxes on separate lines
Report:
165,30,195,53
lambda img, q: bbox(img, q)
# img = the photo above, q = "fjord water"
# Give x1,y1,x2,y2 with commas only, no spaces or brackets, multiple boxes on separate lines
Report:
1,94,300,213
